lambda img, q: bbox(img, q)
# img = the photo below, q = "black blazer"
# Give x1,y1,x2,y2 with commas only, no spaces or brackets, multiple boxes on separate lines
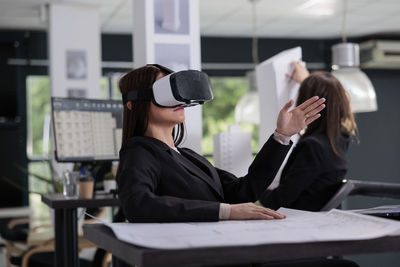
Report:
259,133,350,211
118,135,291,222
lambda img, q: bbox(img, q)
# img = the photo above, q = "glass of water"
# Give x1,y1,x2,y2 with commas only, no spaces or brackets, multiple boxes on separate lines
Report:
63,171,79,199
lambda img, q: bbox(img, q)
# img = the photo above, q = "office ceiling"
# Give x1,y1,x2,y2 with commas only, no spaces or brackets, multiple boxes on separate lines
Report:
0,0,399,38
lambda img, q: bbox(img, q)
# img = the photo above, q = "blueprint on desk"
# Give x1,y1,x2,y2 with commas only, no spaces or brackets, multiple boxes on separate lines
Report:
351,205,400,220
103,208,400,249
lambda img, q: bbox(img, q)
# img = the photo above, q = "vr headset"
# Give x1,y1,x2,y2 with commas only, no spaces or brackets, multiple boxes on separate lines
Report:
122,64,213,108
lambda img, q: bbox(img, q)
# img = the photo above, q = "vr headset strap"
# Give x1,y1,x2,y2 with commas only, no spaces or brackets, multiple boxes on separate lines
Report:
147,64,173,74
122,89,153,104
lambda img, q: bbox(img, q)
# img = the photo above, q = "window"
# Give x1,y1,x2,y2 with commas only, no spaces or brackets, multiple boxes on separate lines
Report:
106,73,124,101
26,76,111,159
202,76,259,160
26,75,110,215
26,76,51,158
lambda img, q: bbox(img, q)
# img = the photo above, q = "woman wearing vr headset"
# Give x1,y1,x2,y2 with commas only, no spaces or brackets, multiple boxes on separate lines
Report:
116,64,326,223
259,63,357,212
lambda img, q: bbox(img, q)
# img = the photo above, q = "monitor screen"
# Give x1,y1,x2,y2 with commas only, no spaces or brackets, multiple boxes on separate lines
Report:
52,97,123,162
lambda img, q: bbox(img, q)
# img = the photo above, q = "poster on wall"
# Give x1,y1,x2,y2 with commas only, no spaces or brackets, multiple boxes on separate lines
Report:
66,50,88,80
154,0,189,34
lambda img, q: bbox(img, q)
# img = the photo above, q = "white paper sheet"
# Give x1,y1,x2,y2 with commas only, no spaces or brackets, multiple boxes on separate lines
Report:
255,47,302,188
256,47,302,147
103,208,400,250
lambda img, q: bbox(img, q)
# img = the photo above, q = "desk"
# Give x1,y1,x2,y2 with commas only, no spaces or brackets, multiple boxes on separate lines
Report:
42,194,120,267
84,223,400,267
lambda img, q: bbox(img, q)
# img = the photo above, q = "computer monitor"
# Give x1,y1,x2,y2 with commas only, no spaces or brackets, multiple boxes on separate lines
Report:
52,97,123,162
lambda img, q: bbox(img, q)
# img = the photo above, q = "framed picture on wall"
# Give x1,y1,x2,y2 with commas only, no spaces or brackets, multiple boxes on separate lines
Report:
66,50,87,80
154,0,189,34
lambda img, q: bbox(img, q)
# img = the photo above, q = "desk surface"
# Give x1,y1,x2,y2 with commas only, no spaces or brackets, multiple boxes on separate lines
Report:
42,193,120,209
83,224,400,267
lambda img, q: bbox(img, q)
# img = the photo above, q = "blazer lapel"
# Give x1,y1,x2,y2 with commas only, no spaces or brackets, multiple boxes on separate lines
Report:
170,149,224,199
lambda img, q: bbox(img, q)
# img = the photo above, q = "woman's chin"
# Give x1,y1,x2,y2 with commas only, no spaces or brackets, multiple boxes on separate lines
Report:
177,116,185,123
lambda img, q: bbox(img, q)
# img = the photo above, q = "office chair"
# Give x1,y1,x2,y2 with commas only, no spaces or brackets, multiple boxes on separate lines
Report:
1,217,28,267
9,236,95,267
4,208,109,267
321,179,400,211
1,216,53,267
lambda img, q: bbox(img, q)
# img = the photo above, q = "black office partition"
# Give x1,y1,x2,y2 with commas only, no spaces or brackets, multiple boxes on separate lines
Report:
0,38,28,207
346,68,400,208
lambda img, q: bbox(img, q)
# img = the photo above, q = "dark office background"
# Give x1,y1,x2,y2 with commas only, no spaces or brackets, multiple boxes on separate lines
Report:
0,30,399,266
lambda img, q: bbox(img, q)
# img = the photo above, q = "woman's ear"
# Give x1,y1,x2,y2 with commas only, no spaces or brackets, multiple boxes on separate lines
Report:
126,101,132,110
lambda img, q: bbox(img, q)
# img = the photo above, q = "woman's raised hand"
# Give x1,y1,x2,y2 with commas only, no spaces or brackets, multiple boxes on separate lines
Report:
276,96,326,137
229,203,286,220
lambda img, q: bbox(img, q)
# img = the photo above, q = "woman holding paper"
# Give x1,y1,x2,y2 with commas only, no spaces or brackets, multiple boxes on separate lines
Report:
117,64,325,223
259,63,357,211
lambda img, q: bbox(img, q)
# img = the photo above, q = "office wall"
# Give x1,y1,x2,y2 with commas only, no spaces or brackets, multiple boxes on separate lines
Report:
344,68,400,267
346,69,400,202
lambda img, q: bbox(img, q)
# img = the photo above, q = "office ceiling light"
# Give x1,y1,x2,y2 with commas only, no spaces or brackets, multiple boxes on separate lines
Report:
331,43,378,112
330,0,378,113
295,0,336,17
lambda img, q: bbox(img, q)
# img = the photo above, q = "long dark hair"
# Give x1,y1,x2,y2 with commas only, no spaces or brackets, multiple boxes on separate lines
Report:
296,71,357,158
118,65,185,147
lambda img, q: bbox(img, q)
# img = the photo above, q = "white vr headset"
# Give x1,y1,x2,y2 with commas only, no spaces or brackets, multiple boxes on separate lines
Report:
122,65,214,108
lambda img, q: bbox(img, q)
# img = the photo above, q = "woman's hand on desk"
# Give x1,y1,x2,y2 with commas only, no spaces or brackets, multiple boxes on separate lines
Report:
229,203,286,220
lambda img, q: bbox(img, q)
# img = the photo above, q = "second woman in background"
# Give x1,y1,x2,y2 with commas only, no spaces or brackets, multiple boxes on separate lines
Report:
259,63,357,211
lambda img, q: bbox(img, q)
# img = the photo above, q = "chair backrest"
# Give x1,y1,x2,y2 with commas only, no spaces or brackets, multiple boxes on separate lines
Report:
321,179,400,211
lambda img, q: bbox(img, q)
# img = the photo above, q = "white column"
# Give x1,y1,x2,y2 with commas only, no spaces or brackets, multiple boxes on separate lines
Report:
133,0,202,153
49,3,101,99
48,3,101,175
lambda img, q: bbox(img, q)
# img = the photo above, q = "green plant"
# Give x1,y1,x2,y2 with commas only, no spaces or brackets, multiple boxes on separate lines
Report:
1,161,63,195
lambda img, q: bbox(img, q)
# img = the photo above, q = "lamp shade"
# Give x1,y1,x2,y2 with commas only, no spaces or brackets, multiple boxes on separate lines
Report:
234,71,260,124
331,43,378,113
234,91,260,124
